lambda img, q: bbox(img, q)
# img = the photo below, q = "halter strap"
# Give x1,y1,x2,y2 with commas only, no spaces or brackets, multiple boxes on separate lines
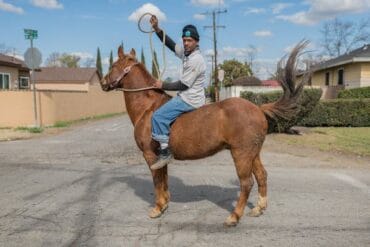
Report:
109,62,158,92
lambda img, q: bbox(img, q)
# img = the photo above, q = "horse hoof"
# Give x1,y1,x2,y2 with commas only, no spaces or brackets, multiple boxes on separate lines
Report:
248,207,263,217
224,215,238,227
149,204,168,218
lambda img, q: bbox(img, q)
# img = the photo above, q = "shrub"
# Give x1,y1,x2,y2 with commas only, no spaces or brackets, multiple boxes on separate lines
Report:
338,86,370,99
241,88,322,132
298,98,370,127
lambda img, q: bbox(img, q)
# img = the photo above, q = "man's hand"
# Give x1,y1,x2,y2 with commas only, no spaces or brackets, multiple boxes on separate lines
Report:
153,80,163,88
150,15,160,33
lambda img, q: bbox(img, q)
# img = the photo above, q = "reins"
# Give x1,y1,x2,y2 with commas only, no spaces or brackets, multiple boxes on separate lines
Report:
116,86,157,92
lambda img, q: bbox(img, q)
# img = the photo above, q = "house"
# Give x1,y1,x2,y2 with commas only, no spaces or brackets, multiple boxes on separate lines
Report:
0,53,30,90
220,76,281,100
298,44,370,98
33,67,101,91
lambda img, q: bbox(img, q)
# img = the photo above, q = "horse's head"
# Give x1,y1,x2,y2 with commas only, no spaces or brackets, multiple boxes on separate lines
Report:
100,45,138,91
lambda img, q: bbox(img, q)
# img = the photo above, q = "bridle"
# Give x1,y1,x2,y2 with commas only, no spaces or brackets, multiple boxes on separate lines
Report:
105,62,157,92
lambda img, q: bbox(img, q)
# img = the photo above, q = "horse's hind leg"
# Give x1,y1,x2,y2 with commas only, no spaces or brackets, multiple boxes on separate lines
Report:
249,154,267,217
225,148,254,226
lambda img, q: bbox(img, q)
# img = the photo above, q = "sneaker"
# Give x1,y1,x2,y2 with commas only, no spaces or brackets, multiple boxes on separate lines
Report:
151,148,173,170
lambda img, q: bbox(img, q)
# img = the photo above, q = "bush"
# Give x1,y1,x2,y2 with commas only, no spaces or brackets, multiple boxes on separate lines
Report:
338,86,370,99
241,88,322,132
298,98,370,127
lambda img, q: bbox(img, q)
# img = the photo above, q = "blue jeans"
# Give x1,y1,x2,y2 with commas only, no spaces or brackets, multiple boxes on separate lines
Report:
152,96,195,143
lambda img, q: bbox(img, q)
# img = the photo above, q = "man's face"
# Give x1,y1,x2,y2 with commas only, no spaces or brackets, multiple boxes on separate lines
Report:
182,37,198,53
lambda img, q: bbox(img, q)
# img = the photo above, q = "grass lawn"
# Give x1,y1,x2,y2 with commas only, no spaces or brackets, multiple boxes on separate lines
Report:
273,127,370,157
0,113,124,141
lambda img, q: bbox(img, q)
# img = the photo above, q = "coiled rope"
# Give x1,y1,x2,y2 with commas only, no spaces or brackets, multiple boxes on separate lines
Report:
138,12,167,81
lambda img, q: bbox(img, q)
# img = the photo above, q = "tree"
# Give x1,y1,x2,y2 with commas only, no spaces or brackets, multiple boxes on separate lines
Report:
140,47,146,68
45,52,61,67
59,53,80,68
164,77,172,83
109,50,113,71
0,43,13,54
96,47,103,76
83,58,95,68
151,50,159,79
219,59,253,86
246,45,258,75
321,18,370,57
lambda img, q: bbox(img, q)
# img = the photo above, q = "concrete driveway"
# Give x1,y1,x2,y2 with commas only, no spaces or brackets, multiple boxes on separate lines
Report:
0,115,369,246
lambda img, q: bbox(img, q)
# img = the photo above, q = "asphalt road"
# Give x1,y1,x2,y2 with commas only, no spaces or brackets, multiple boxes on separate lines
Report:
0,115,369,247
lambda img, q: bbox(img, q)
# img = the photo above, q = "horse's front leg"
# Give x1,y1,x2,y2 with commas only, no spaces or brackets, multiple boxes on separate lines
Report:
143,150,170,218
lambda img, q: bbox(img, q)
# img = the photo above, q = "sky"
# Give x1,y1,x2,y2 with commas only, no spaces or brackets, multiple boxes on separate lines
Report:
1,0,370,80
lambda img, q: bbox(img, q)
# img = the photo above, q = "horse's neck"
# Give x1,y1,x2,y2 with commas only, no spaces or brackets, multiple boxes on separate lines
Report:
123,66,169,125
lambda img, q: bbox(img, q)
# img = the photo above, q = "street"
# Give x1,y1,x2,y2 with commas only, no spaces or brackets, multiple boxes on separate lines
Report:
0,115,369,246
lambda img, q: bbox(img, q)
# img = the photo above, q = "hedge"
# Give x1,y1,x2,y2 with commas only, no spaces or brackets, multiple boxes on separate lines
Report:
338,86,370,99
298,98,370,127
240,88,322,132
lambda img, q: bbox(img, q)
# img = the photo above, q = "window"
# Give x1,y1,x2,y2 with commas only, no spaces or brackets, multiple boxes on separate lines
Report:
0,73,10,89
325,72,330,86
19,77,30,89
338,69,344,85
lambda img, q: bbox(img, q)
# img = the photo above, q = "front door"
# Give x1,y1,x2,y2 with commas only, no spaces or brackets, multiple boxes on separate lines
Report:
338,69,344,85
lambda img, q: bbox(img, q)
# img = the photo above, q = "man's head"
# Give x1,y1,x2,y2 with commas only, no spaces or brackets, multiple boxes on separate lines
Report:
182,24,199,53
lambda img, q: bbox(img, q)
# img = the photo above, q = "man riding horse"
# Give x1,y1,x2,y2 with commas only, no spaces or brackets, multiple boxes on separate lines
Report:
150,15,207,170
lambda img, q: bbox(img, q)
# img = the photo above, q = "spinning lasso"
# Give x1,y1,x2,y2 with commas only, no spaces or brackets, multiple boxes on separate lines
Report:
138,12,167,81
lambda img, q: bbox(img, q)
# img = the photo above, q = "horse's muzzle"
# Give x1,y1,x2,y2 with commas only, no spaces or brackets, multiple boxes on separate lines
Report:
100,78,111,92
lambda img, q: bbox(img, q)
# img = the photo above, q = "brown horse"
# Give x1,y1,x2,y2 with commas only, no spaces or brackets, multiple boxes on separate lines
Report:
100,41,309,226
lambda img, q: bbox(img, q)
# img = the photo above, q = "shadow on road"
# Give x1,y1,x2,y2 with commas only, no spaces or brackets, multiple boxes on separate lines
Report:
113,175,255,213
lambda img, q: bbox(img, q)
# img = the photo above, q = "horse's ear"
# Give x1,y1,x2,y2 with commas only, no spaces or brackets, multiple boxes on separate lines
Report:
130,48,136,58
118,45,124,59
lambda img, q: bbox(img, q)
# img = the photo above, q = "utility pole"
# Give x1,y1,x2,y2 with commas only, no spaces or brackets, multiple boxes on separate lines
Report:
203,9,227,102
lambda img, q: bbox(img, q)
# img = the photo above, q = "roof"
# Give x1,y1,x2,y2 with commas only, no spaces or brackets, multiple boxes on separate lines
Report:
34,67,101,82
0,53,30,71
311,44,370,72
231,76,262,86
262,80,280,87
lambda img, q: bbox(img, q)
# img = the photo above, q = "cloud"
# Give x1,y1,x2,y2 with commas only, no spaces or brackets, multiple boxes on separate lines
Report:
31,0,63,9
191,0,224,6
0,0,24,14
253,30,273,37
271,3,292,14
71,52,94,60
193,13,206,20
128,3,166,22
277,0,370,25
244,7,266,15
219,46,262,59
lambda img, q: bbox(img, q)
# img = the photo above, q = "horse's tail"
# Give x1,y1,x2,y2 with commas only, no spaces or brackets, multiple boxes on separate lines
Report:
260,40,311,133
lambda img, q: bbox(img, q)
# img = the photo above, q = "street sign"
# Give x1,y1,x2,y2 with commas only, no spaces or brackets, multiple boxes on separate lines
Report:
24,47,42,69
24,29,38,40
